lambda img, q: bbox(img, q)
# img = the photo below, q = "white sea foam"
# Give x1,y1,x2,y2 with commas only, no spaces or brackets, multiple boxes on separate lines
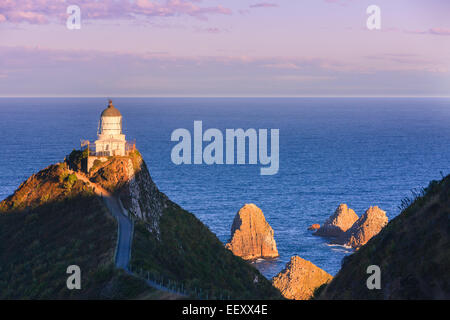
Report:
326,243,353,251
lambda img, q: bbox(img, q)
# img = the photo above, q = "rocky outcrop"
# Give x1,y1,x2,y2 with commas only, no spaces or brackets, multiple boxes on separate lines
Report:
315,204,359,237
121,153,168,236
308,224,320,231
89,150,168,237
338,206,388,249
225,204,279,260
272,256,333,300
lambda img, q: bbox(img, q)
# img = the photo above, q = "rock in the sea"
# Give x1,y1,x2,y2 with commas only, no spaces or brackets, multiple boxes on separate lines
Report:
225,204,279,260
315,204,359,237
339,206,388,249
272,256,333,300
308,224,320,231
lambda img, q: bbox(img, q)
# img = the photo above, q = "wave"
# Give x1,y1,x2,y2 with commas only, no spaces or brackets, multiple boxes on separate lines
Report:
326,243,353,252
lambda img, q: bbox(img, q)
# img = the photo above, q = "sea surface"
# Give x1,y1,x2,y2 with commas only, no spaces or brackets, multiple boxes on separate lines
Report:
1,97,449,278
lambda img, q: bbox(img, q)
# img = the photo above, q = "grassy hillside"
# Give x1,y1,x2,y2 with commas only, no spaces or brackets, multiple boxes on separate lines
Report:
0,163,162,299
131,202,282,299
319,174,450,299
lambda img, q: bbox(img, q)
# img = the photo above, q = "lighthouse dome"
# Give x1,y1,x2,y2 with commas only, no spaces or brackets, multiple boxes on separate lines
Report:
101,100,122,117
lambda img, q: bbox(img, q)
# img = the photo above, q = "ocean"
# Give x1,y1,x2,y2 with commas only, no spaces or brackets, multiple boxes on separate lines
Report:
1,97,449,278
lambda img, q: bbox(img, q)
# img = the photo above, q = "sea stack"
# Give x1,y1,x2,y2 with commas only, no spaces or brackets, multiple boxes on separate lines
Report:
339,206,388,249
272,256,333,300
315,204,359,237
225,204,279,260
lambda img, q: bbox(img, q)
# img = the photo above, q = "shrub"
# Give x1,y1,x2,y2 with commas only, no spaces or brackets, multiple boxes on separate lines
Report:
66,149,89,172
63,174,78,190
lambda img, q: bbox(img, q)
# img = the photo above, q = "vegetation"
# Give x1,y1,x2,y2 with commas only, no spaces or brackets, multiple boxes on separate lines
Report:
89,159,103,174
311,283,328,300
66,148,89,172
89,156,133,193
0,162,88,212
319,174,450,299
0,165,160,299
131,201,282,300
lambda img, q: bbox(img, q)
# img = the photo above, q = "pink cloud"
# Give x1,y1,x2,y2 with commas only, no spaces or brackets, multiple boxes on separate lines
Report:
405,28,450,36
0,0,232,24
249,3,279,8
262,63,301,70
6,11,48,24
193,26,227,34
324,0,354,6
1,46,446,78
1,46,448,96
429,28,450,36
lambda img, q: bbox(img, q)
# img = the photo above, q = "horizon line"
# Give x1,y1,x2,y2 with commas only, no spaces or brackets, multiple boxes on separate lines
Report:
0,95,449,99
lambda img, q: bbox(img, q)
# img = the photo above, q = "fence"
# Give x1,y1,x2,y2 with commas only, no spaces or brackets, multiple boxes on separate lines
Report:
125,140,136,154
128,264,232,300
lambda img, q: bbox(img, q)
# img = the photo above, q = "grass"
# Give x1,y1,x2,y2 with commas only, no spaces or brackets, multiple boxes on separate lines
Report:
319,174,450,300
0,164,163,299
131,201,282,300
0,193,117,299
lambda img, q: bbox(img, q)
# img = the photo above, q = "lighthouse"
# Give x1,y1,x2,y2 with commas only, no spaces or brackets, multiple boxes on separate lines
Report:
81,100,135,172
94,100,126,156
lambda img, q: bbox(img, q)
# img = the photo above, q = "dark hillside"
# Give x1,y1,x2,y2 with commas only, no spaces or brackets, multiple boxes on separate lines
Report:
0,163,160,299
319,175,450,299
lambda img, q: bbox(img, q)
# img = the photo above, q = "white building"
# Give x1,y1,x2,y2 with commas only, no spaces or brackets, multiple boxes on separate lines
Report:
81,100,135,172
94,100,127,156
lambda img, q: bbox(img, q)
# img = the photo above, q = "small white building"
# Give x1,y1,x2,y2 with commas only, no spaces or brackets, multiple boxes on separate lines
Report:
94,100,126,156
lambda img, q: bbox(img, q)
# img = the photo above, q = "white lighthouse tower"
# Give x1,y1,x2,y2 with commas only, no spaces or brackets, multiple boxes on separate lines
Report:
94,100,126,156
81,100,135,172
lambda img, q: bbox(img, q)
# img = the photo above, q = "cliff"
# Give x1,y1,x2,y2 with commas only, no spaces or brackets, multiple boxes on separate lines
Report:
225,204,279,260
272,256,332,300
319,175,450,299
89,150,168,236
0,150,282,299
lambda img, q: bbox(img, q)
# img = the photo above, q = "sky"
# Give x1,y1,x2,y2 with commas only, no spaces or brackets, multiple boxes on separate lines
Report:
1,0,450,97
